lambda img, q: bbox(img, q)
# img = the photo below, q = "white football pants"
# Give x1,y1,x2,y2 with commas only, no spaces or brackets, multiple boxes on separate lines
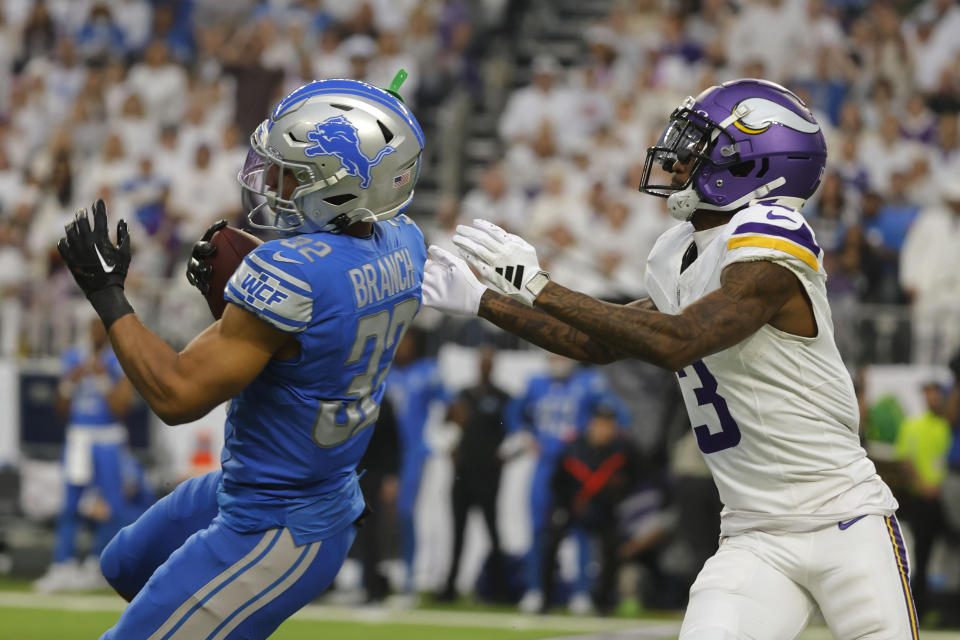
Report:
679,515,918,640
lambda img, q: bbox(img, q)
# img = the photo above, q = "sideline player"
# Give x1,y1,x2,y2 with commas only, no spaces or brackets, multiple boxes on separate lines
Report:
424,79,916,639
384,327,450,595
35,316,133,592
508,355,628,614
56,77,426,639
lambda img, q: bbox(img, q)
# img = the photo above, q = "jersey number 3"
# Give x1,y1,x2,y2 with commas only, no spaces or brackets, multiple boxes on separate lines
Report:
312,298,419,447
678,360,741,454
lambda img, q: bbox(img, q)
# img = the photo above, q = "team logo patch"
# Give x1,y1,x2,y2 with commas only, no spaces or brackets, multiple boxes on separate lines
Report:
304,115,396,189
732,98,821,135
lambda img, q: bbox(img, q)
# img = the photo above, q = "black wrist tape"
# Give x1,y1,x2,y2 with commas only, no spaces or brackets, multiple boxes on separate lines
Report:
88,286,135,330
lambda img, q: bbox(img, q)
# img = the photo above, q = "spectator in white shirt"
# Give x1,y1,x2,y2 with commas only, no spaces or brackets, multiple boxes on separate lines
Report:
367,31,419,100
111,0,152,54
126,39,188,126
524,163,605,294
498,55,579,146
153,125,184,185
502,119,564,195
79,132,132,204
114,92,157,161
900,181,960,364
168,143,239,243
586,190,673,300
931,113,960,186
41,38,86,120
724,0,799,83
859,113,923,194
311,29,350,81
339,34,377,83
0,220,27,295
460,162,528,234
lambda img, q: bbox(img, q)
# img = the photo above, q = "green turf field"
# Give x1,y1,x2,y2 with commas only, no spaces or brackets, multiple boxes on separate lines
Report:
0,607,580,640
2,588,959,640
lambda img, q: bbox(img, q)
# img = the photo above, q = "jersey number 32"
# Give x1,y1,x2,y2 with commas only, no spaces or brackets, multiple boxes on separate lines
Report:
312,298,419,447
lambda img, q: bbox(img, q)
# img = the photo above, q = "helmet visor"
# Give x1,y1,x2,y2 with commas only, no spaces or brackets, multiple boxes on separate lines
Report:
238,143,309,232
639,109,713,198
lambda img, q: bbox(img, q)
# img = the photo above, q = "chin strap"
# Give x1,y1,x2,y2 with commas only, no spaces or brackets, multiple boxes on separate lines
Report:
667,176,788,221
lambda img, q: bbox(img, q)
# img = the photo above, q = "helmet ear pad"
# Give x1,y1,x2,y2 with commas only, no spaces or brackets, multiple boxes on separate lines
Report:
695,150,825,208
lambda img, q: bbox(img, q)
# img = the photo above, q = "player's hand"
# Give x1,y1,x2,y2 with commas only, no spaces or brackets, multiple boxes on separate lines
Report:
423,245,487,316
452,219,549,307
185,219,227,296
57,199,130,298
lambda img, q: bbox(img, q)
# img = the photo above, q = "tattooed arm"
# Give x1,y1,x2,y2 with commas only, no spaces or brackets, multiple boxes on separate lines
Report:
478,292,656,364
527,260,802,371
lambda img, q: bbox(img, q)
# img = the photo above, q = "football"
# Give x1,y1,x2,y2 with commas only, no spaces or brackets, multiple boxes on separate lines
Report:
205,226,262,319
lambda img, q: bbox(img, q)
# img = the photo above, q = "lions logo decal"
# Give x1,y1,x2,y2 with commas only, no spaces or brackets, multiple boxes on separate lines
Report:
304,115,396,189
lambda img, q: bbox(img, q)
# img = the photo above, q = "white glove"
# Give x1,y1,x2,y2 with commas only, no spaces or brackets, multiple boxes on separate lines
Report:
452,219,550,307
422,245,487,316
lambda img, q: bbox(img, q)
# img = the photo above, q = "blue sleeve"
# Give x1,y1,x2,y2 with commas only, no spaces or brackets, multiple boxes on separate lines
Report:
224,243,315,333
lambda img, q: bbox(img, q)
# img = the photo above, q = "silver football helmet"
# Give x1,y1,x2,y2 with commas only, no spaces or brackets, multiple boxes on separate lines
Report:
239,78,425,233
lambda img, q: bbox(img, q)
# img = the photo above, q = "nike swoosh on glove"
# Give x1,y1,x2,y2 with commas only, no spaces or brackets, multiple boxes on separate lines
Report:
452,219,546,307
57,199,134,329
57,199,131,297
422,245,487,316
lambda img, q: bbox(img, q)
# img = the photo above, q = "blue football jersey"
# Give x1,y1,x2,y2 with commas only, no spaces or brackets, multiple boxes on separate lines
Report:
62,347,125,426
506,368,630,461
385,358,449,460
221,214,425,544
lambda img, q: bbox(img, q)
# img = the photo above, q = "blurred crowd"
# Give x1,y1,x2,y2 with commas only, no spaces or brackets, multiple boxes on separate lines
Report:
420,0,960,365
0,0,499,352
0,0,957,364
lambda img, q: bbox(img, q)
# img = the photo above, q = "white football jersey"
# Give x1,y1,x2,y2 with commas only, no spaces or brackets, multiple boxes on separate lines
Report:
644,203,897,536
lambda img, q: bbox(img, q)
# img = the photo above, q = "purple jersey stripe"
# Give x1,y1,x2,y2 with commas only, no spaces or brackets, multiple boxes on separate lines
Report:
731,221,821,258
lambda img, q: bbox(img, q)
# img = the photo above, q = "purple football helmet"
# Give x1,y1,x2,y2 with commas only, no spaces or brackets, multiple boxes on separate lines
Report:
639,79,827,221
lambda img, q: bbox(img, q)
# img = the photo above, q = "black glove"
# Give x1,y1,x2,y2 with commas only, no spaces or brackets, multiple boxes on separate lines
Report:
57,200,134,329
185,219,227,295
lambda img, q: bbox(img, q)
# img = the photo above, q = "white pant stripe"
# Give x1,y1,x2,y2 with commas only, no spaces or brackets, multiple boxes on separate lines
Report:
168,528,305,640
208,541,321,640
147,529,280,640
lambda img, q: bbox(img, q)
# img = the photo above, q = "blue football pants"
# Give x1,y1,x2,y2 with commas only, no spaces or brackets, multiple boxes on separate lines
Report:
54,442,125,563
398,450,426,591
99,471,357,639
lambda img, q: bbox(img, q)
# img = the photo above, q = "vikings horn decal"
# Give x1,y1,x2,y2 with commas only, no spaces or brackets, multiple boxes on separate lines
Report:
732,98,821,135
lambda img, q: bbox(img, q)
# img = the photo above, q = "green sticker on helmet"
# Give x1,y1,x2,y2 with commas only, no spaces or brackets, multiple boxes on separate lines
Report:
386,69,408,102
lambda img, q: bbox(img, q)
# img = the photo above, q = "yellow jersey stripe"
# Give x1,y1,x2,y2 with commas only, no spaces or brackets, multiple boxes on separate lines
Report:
726,236,820,272
885,516,919,639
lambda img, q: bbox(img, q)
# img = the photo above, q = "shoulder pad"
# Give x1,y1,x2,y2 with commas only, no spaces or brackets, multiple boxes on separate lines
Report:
724,204,822,273
224,243,314,332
